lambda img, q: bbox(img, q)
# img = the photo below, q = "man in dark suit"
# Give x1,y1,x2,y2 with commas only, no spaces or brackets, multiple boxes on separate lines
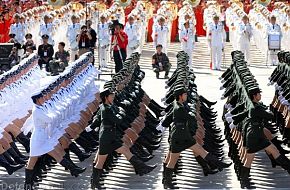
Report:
38,34,54,72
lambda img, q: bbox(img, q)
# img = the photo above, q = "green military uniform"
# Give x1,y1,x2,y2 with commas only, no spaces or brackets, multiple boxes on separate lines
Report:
245,102,274,153
98,103,123,155
170,101,196,153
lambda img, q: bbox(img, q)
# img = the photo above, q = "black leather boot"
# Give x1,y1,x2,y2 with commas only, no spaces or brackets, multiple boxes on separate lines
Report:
129,155,156,176
204,153,232,171
195,156,219,176
240,166,253,189
266,153,279,168
162,163,166,184
91,167,103,189
7,146,27,165
69,142,91,162
163,167,178,189
24,168,35,190
16,132,30,153
59,158,86,177
271,136,290,155
3,151,18,165
0,154,23,175
10,141,28,160
275,154,290,174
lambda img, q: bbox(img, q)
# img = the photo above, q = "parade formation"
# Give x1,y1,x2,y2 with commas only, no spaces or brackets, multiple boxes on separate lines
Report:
1,0,290,189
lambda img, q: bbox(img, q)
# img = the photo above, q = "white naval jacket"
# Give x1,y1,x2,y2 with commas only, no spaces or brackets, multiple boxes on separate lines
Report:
207,22,226,47
152,24,169,48
266,23,282,37
66,23,81,47
124,23,141,44
9,23,26,44
39,22,56,45
237,22,253,43
97,23,110,46
179,26,195,50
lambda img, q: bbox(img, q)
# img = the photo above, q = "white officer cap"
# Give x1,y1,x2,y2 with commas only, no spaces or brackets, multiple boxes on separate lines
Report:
161,1,168,6
100,13,106,19
182,1,190,6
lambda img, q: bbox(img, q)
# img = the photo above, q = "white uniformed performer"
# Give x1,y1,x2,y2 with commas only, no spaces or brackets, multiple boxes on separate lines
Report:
266,15,282,66
179,21,195,68
207,15,226,71
124,15,141,58
66,15,81,62
152,16,169,54
9,14,25,45
237,15,253,65
39,15,56,46
98,14,110,68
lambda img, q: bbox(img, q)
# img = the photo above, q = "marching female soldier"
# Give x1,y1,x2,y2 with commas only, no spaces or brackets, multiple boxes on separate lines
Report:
163,86,231,189
240,88,290,189
91,89,156,189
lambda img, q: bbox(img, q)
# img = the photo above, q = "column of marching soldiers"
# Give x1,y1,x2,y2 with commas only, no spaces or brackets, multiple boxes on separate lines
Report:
1,1,290,190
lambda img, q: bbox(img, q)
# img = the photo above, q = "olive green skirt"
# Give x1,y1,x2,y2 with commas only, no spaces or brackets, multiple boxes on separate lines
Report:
99,127,123,155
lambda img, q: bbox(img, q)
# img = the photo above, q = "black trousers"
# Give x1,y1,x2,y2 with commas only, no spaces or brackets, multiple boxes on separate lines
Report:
38,58,51,72
113,48,126,73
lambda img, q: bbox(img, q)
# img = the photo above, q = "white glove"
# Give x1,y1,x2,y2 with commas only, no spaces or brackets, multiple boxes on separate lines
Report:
226,116,233,123
229,122,237,129
156,124,165,133
225,112,232,118
85,126,92,132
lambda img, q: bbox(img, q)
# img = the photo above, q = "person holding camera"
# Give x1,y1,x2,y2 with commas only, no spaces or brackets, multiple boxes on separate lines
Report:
23,33,36,53
86,20,97,49
152,44,171,79
8,46,19,68
111,20,128,73
77,25,92,57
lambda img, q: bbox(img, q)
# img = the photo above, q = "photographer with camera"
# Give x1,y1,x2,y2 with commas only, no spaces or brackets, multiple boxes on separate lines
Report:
111,20,128,73
86,20,97,63
77,25,92,57
8,46,19,68
23,33,36,53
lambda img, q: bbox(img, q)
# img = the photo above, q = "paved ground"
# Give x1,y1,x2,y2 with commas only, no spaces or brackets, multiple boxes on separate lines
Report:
0,37,289,189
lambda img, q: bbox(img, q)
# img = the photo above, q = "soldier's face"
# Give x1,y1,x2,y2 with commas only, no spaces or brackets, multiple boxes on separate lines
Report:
106,94,115,104
14,17,19,23
271,18,276,24
180,93,187,102
129,18,134,25
43,38,48,43
214,18,219,24
253,93,261,102
242,18,248,24
100,17,106,23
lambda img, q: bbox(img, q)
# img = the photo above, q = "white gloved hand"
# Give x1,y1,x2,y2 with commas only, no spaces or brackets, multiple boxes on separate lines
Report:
225,112,232,118
85,126,92,132
156,124,165,133
226,116,233,123
229,122,237,129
